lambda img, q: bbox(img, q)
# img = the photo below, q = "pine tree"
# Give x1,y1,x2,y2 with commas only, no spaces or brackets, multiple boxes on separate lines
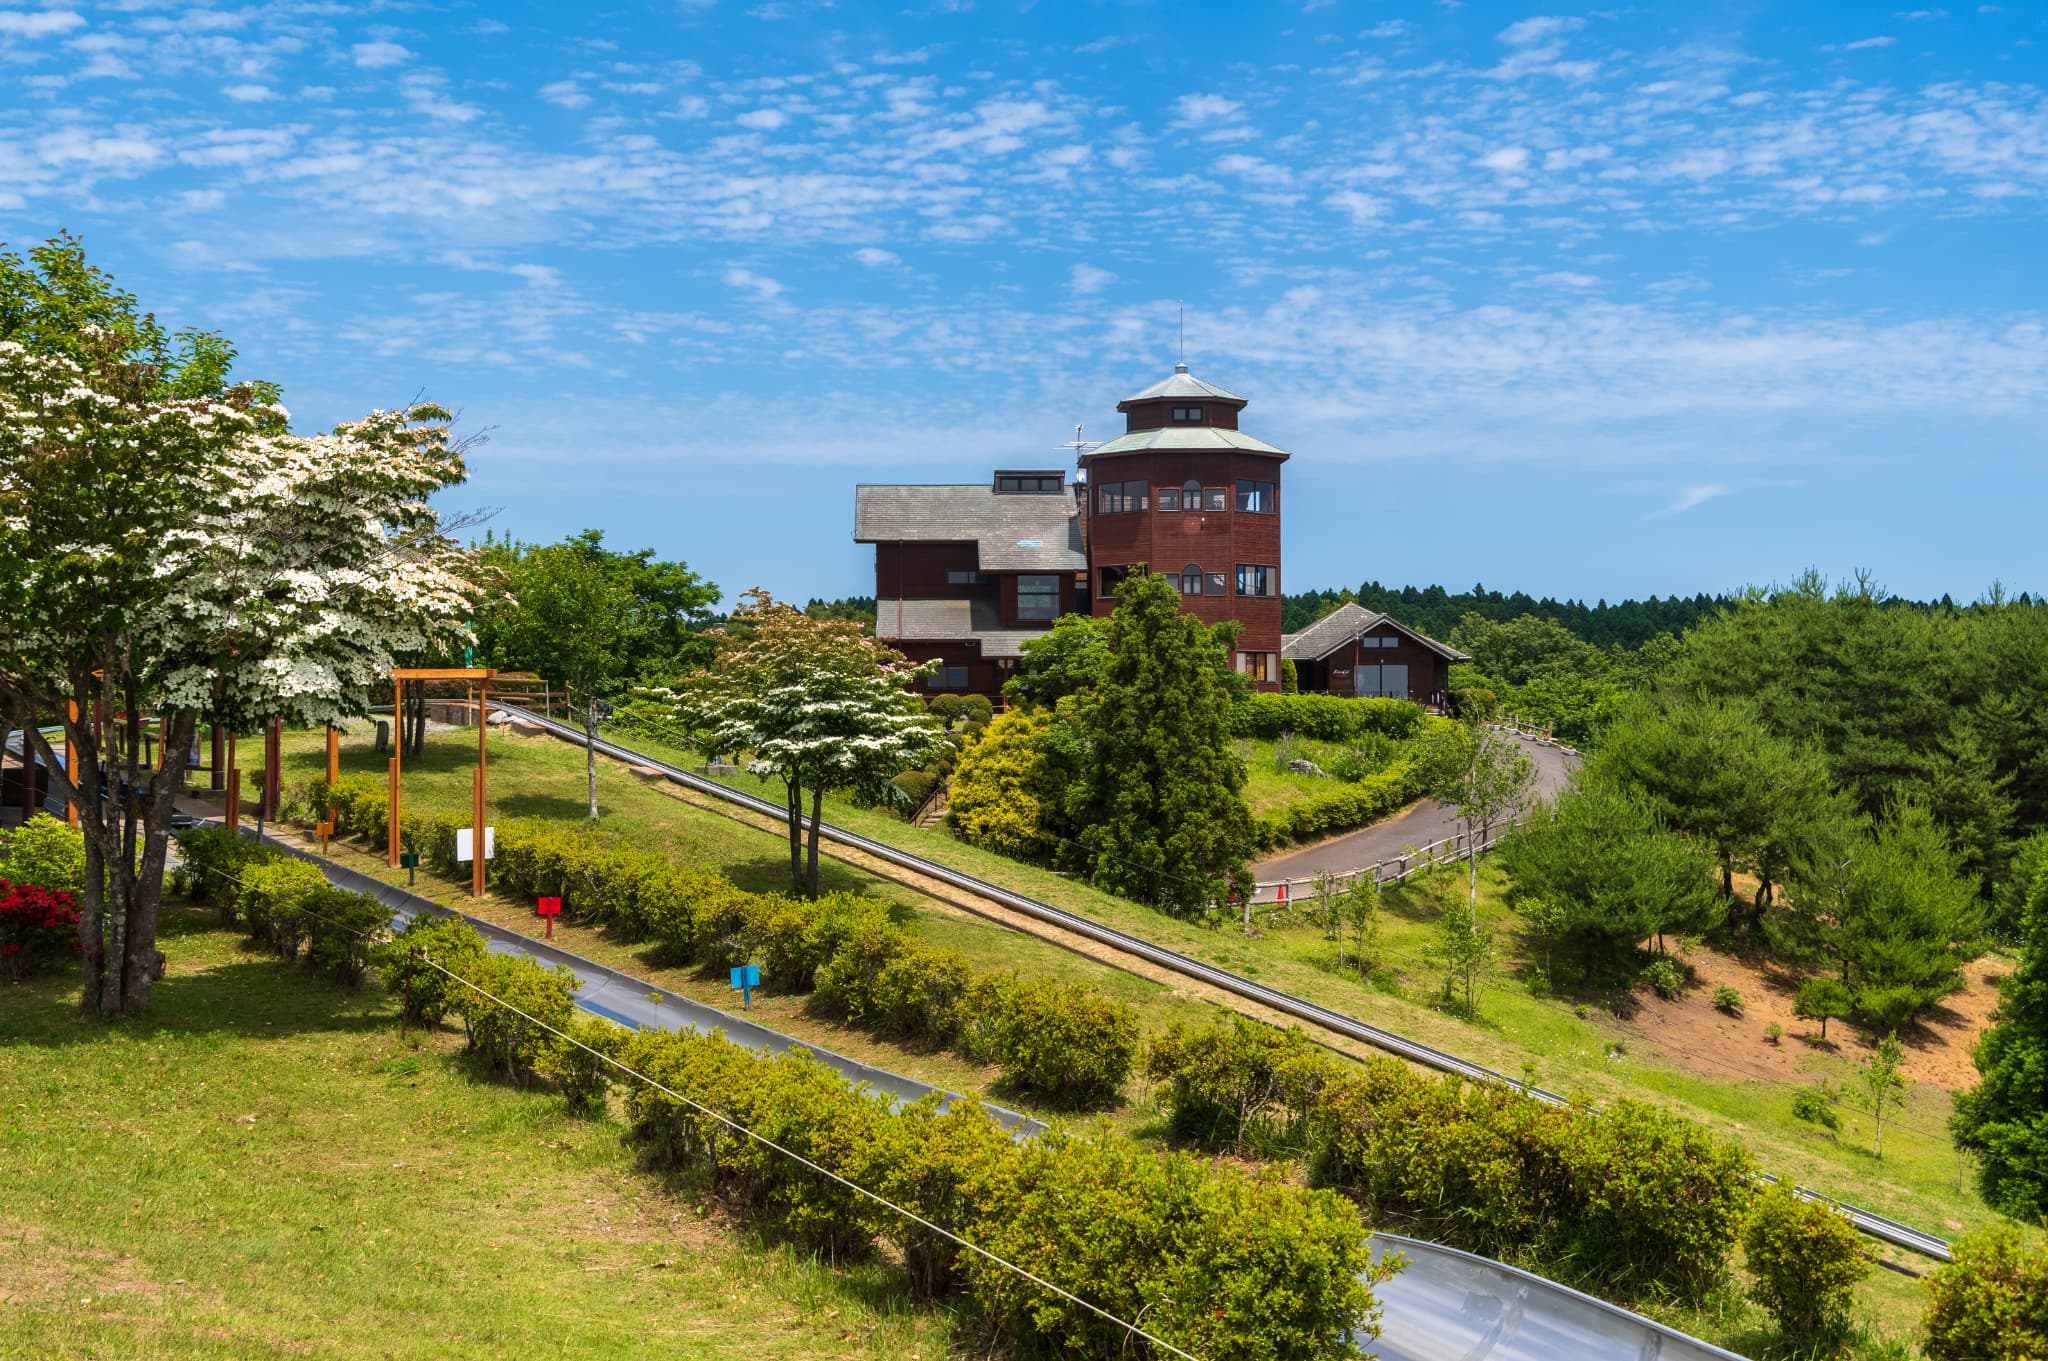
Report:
1071,572,1252,914
1952,870,2048,1216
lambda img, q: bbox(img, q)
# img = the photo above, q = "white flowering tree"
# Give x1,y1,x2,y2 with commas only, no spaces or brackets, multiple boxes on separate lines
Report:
0,237,480,1016
644,589,946,896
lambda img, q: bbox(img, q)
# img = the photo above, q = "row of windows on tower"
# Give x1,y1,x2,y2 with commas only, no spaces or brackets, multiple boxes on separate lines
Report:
1099,564,1277,599
1096,479,1276,515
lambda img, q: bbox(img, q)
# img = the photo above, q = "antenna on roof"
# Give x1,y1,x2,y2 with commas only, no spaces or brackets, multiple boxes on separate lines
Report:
1178,301,1185,365
1056,421,1102,470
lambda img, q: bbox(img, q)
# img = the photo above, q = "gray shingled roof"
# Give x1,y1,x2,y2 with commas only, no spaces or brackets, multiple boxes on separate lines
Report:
1085,426,1289,458
1120,363,1246,406
1281,602,1470,663
873,598,1044,658
853,484,1086,572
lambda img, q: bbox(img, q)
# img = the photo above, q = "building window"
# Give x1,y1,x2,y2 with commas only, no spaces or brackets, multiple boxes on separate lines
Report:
996,474,1062,494
1096,480,1149,514
1173,405,1203,423
1157,487,1180,512
1099,564,1131,598
1016,574,1059,622
1182,479,1201,508
929,666,970,691
1235,479,1275,513
1236,564,1277,597
1205,487,1227,512
1207,572,1228,597
1180,564,1204,595
1237,652,1278,683
946,570,982,585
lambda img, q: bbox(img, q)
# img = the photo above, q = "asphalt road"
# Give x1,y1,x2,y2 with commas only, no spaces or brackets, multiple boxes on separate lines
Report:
1251,732,1578,883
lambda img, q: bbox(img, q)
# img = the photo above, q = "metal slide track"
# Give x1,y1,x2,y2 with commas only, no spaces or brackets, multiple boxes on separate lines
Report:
494,703,1954,1263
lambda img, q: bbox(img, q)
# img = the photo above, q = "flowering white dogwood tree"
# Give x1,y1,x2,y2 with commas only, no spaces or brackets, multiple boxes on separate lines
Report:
639,589,946,897
0,237,480,1016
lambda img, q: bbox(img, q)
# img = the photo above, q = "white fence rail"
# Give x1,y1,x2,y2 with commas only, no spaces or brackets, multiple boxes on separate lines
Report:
1249,816,1523,907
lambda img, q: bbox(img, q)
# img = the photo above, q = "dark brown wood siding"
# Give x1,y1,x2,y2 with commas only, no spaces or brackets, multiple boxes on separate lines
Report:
872,542,990,601
1313,628,1453,707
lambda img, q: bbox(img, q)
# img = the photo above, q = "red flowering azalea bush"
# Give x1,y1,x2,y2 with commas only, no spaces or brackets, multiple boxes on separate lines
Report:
0,878,83,981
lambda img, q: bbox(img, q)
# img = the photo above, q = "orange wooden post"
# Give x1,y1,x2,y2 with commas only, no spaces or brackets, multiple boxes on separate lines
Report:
472,678,488,898
325,723,339,824
226,731,240,834
64,700,78,826
388,674,403,867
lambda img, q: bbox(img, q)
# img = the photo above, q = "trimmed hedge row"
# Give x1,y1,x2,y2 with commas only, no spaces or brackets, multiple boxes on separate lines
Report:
1231,694,1423,742
620,1025,1395,1360
178,827,394,986
1144,1018,1755,1305
304,778,1140,1105
1253,761,1420,852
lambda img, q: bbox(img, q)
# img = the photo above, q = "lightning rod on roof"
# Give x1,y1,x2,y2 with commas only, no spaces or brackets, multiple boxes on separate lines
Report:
1179,301,1184,364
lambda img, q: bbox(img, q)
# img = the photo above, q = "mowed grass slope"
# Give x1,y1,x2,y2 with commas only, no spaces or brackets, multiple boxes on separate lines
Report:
0,908,950,1360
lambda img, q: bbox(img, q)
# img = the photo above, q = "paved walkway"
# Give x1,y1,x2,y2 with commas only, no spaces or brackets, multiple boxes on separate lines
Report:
1251,732,1578,883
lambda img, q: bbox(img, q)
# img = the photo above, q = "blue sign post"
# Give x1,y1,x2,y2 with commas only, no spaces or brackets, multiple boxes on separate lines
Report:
729,963,760,1008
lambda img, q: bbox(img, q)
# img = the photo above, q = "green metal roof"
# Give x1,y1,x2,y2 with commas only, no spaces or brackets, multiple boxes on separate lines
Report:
1118,363,1246,406
1085,425,1289,458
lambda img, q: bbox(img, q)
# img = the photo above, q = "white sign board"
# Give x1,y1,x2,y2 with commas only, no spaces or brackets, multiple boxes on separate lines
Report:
454,827,496,862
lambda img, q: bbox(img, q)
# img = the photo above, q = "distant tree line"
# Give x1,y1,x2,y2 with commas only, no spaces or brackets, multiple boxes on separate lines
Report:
1282,581,1736,649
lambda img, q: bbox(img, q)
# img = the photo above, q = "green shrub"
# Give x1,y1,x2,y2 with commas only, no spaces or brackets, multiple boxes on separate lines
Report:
1921,1227,2048,1361
959,694,993,726
756,891,889,990
1231,693,1423,742
176,826,270,927
1641,957,1687,1001
0,814,86,896
928,694,967,722
1764,1021,1783,1044
300,886,395,986
1741,1182,1868,1339
456,951,582,1087
888,769,939,811
371,913,490,1026
1328,732,1400,783
237,857,331,960
1791,1087,1840,1130
1713,984,1743,1013
1279,658,1299,693
1450,687,1498,721
977,973,1139,1106
843,1095,1014,1301
1144,1017,1329,1151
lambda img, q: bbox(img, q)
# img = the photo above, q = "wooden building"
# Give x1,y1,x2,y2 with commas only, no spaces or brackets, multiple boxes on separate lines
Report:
854,363,1290,695
1281,602,1468,709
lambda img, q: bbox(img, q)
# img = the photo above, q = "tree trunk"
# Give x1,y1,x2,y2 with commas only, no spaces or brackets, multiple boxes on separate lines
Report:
805,783,825,898
784,776,804,893
1468,820,1480,906
583,701,599,820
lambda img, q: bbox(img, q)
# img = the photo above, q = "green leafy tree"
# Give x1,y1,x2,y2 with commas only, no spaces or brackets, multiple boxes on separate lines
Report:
1921,1227,2048,1361
1426,889,1495,1018
1003,613,1109,706
668,590,947,896
487,539,638,819
1070,572,1253,914
1852,1031,1909,1160
1740,1181,1869,1341
1416,721,1536,906
1951,869,2048,1217
1497,777,1724,960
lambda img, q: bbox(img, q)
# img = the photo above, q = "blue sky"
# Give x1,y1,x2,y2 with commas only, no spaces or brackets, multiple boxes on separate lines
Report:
4,1,2045,608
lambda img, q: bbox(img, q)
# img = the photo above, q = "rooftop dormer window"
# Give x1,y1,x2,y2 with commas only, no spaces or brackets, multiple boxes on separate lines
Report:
1172,405,1204,423
996,473,1064,494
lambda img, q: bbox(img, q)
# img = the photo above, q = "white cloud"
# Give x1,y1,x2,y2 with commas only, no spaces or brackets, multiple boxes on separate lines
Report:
541,80,589,110
723,266,783,301
0,9,83,37
736,108,788,130
221,83,275,102
351,40,411,69
1651,484,1729,518
1325,189,1387,224
1479,145,1530,171
852,247,899,267
1216,153,1292,185
1498,16,1581,46
1847,35,1898,49
1069,263,1115,294
1170,93,1241,127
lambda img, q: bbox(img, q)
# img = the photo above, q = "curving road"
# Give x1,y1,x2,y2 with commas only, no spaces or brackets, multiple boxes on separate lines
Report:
1252,732,1577,883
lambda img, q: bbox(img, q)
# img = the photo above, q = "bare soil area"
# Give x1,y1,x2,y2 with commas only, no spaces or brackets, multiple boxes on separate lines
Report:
1624,940,2010,1092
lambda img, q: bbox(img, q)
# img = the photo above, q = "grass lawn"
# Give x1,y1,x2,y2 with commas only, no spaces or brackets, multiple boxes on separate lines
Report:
0,909,949,1360
1236,735,1405,818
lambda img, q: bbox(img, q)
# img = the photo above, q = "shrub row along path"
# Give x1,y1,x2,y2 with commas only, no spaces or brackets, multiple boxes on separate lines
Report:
1251,731,1578,883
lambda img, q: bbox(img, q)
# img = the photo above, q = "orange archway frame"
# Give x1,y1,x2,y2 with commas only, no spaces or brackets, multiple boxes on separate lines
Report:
389,668,498,897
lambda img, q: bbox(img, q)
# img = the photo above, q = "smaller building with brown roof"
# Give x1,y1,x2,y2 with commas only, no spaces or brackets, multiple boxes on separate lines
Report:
1282,602,1468,708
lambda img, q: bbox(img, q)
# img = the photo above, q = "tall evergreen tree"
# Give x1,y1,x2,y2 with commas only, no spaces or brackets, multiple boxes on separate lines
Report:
1952,869,2048,1217
1071,572,1252,915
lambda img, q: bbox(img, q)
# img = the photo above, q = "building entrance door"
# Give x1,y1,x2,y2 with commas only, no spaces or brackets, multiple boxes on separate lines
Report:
1355,664,1409,699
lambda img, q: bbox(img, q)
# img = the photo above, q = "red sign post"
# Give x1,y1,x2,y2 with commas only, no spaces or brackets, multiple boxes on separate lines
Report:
537,896,562,939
